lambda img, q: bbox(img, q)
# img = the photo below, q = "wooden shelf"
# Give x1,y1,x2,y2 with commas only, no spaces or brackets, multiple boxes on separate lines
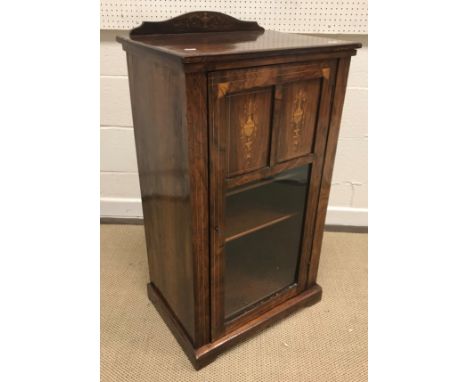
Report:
225,181,307,242
226,177,277,197
224,215,303,318
226,212,297,242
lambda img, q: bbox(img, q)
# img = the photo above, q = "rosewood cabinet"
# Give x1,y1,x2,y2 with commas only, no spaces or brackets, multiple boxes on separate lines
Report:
117,11,361,369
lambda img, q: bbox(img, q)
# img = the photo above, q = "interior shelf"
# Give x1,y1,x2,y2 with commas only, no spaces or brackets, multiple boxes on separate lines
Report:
224,215,303,318
225,181,307,242
223,165,311,318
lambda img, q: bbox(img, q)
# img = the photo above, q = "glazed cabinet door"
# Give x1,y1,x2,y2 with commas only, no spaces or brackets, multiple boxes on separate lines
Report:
209,61,335,340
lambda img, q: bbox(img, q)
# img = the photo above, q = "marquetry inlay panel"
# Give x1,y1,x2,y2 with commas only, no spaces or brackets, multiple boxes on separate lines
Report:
227,88,273,176
240,99,258,162
276,79,322,162
291,89,307,152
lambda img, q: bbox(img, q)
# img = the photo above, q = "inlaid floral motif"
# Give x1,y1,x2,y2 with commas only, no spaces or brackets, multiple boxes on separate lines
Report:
291,89,307,151
240,99,257,163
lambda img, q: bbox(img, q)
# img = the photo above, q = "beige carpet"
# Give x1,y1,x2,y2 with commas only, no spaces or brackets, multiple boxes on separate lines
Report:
101,225,367,381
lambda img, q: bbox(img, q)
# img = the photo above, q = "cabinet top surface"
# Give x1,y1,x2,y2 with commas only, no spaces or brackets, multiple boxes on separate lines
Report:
118,30,360,62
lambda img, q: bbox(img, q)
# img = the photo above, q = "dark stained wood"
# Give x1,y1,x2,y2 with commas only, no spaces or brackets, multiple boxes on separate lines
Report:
118,33,358,73
307,57,352,287
125,51,197,341
226,87,273,176
210,61,327,92
118,12,360,370
130,11,264,36
208,61,334,340
195,285,322,368
184,49,358,73
147,281,322,370
276,79,322,162
297,59,337,290
184,72,211,346
226,154,316,188
147,283,198,365
208,70,227,340
117,30,360,63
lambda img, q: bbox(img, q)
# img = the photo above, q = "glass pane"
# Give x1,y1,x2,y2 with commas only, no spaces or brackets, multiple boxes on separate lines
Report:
224,165,310,319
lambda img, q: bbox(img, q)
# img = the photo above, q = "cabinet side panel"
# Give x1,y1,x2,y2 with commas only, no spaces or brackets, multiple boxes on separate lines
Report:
127,53,195,340
307,56,351,286
185,72,210,347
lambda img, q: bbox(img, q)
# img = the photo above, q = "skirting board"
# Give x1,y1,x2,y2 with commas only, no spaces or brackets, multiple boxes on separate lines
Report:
325,206,368,226
100,197,143,217
101,197,368,227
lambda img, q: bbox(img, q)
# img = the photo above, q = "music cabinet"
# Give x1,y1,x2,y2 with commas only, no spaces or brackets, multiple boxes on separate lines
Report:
117,11,361,369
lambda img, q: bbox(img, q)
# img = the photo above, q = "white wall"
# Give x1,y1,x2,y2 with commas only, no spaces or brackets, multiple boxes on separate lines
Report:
100,31,368,225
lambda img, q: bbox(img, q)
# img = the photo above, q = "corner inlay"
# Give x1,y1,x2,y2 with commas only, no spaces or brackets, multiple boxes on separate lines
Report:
217,82,230,98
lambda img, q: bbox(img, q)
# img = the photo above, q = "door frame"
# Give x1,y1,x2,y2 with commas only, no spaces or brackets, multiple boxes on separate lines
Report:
208,60,337,340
